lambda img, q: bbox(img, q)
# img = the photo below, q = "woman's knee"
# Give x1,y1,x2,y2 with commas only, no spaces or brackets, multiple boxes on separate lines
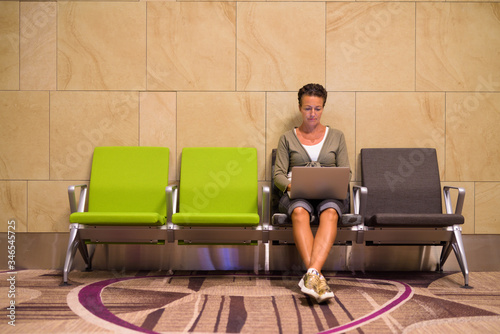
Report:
291,206,310,221
320,208,339,222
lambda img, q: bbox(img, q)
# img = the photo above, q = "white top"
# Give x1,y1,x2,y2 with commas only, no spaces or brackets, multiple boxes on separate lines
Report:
287,128,329,197
295,127,329,162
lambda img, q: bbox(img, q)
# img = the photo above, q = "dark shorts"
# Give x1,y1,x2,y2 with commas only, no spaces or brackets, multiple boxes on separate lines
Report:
278,194,348,223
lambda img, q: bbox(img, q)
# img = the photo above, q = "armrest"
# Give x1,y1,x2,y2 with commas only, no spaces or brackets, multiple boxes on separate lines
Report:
352,185,368,217
165,184,178,223
443,186,465,215
261,186,270,229
68,185,88,214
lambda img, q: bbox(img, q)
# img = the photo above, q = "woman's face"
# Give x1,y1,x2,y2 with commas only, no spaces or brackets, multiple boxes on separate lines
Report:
299,95,324,127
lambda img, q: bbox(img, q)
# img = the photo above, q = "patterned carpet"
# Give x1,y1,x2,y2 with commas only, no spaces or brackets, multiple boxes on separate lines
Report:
1,270,499,333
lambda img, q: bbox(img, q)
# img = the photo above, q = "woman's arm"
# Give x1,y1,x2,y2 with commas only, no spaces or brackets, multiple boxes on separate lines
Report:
274,135,292,193
336,132,352,181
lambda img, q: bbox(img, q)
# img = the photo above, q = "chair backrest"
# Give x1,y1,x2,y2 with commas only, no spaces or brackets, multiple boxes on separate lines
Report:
88,146,170,214
178,147,258,214
361,148,442,216
271,149,282,215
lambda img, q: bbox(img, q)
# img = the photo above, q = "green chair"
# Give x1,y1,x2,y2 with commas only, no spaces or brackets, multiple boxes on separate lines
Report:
167,147,269,273
63,146,170,284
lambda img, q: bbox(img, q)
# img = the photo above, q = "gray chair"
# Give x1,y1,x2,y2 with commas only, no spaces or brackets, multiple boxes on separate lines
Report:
354,148,470,287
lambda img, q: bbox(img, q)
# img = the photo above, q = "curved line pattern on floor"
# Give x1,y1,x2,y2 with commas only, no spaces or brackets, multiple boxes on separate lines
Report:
67,274,414,333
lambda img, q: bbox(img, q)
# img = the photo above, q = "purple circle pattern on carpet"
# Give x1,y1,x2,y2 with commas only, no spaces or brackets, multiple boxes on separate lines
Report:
77,274,414,333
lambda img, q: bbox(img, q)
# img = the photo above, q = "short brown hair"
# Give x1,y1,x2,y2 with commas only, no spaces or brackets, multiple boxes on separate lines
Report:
298,83,327,107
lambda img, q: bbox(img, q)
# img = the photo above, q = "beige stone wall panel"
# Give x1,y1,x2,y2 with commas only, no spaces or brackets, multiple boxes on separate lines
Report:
416,3,500,91
237,2,325,91
0,91,50,180
475,182,500,234
50,91,139,180
57,2,146,90
139,92,177,180
0,2,20,90
28,181,87,233
0,181,27,233
147,2,236,91
446,93,500,182
20,2,57,91
327,2,415,91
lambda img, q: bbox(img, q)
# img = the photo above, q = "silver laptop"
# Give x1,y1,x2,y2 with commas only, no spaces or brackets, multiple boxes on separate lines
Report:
289,167,350,200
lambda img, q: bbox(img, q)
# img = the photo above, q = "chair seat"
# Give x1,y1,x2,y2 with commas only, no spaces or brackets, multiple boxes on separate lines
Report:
172,213,260,226
272,213,363,227
70,212,166,226
366,213,464,227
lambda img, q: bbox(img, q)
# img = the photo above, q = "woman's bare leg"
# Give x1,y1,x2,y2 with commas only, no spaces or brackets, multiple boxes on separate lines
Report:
308,208,338,274
291,207,314,267
294,207,338,302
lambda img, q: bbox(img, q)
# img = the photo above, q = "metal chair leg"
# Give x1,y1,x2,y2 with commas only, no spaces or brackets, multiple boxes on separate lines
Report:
62,226,79,285
451,227,471,288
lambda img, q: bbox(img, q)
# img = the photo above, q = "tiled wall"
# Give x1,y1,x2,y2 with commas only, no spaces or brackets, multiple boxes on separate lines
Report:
1,1,499,235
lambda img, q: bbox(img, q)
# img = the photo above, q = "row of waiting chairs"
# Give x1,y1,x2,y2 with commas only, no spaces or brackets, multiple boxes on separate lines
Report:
62,146,469,288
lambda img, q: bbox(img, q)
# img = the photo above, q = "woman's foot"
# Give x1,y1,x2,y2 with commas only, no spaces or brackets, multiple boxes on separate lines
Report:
298,273,334,303
316,276,334,303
